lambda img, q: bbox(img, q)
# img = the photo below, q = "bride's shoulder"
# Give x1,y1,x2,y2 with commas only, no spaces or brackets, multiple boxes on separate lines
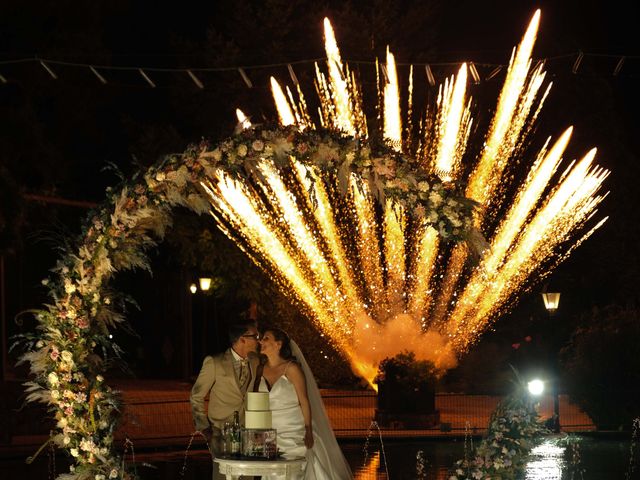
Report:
284,360,304,378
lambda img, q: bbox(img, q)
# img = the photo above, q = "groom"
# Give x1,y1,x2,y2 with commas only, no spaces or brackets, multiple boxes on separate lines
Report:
190,318,260,476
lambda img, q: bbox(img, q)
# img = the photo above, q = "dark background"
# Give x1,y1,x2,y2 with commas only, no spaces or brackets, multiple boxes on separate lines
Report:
1,0,638,388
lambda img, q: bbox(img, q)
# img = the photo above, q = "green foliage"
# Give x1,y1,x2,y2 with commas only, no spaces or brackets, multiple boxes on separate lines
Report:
375,351,439,414
560,304,640,430
375,351,438,389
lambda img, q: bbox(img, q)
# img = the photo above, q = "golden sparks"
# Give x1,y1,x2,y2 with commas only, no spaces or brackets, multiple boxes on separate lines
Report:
205,11,608,387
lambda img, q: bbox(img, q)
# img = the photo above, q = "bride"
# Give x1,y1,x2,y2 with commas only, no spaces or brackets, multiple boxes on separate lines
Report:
257,327,353,480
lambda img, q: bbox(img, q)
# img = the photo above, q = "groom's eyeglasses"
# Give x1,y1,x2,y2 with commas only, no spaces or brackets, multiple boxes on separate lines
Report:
242,334,260,340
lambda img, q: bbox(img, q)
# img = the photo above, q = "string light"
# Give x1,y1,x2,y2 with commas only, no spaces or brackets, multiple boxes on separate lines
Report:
287,64,299,85
572,50,584,74
138,68,156,88
39,60,57,80
89,66,107,84
0,50,634,89
187,69,204,89
238,67,253,88
468,62,481,84
425,64,436,87
613,56,625,76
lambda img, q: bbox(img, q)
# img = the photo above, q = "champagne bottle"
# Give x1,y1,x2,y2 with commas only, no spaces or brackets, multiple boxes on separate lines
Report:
231,410,241,455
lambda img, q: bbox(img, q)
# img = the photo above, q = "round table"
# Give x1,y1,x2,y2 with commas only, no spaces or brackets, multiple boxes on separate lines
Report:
214,456,306,479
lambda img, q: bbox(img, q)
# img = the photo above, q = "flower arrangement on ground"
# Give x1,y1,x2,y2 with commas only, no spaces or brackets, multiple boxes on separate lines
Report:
448,375,549,479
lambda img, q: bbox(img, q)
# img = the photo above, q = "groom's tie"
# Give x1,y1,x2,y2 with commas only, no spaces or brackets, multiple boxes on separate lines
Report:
238,359,249,387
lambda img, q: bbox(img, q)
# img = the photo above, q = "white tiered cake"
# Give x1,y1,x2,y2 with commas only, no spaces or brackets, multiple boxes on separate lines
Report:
245,392,272,429
243,392,277,458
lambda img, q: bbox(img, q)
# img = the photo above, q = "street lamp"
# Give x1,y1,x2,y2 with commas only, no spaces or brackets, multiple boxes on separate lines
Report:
541,292,561,314
541,290,561,433
199,277,212,292
189,283,197,294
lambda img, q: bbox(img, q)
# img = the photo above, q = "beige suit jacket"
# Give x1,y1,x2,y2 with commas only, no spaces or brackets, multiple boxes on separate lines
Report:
190,349,259,432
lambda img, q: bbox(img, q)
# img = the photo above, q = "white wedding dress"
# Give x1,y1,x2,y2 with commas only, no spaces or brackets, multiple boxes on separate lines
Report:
258,341,353,480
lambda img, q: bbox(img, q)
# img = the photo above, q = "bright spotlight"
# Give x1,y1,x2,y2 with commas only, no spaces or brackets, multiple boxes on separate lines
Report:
528,379,544,396
189,283,197,294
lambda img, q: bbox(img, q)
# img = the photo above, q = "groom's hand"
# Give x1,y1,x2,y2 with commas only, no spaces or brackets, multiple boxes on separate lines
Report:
304,426,314,448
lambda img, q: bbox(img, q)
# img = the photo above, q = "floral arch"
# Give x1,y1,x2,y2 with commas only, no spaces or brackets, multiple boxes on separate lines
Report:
17,124,475,479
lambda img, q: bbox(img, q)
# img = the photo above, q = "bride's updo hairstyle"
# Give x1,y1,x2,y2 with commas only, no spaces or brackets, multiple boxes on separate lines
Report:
268,327,295,361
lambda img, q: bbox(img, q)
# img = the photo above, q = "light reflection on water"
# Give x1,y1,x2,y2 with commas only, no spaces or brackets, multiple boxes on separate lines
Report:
9,436,632,479
525,439,565,479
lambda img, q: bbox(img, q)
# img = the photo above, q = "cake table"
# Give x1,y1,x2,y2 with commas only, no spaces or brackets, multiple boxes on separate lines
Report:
214,456,306,479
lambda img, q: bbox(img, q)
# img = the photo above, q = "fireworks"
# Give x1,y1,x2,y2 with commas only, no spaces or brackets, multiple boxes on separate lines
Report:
204,11,608,387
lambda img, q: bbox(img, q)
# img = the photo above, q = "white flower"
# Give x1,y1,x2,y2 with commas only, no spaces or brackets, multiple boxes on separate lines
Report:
63,436,71,445
51,390,60,400
155,172,166,182
48,372,59,387
109,468,119,478
64,280,77,294
61,351,74,363
418,181,430,192
41,279,50,286
237,144,248,157
70,448,79,457
95,475,106,480
252,140,264,152
57,417,68,428
66,307,77,320
80,437,96,452
96,375,104,383
429,191,443,206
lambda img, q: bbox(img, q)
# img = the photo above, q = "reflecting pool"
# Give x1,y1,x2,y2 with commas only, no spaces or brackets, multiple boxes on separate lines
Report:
3,435,633,479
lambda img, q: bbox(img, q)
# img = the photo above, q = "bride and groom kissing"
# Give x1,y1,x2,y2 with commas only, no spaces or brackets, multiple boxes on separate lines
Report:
190,318,353,479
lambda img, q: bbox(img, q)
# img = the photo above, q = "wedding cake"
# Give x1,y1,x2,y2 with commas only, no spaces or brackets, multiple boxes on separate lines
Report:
242,392,277,458
245,392,272,429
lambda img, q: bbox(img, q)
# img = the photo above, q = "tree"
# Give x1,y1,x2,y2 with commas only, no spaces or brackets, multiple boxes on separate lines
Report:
560,304,640,430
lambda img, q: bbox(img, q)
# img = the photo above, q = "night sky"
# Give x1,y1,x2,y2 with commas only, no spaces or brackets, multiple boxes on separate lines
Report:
1,0,639,381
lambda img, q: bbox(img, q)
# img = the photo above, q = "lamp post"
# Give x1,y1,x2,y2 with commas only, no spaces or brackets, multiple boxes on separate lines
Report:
198,277,213,360
541,291,561,433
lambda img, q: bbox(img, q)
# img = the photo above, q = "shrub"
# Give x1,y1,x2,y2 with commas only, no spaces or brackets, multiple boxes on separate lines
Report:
560,304,640,430
375,351,438,413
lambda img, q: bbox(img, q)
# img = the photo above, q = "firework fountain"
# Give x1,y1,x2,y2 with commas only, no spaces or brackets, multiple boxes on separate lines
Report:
203,11,608,387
